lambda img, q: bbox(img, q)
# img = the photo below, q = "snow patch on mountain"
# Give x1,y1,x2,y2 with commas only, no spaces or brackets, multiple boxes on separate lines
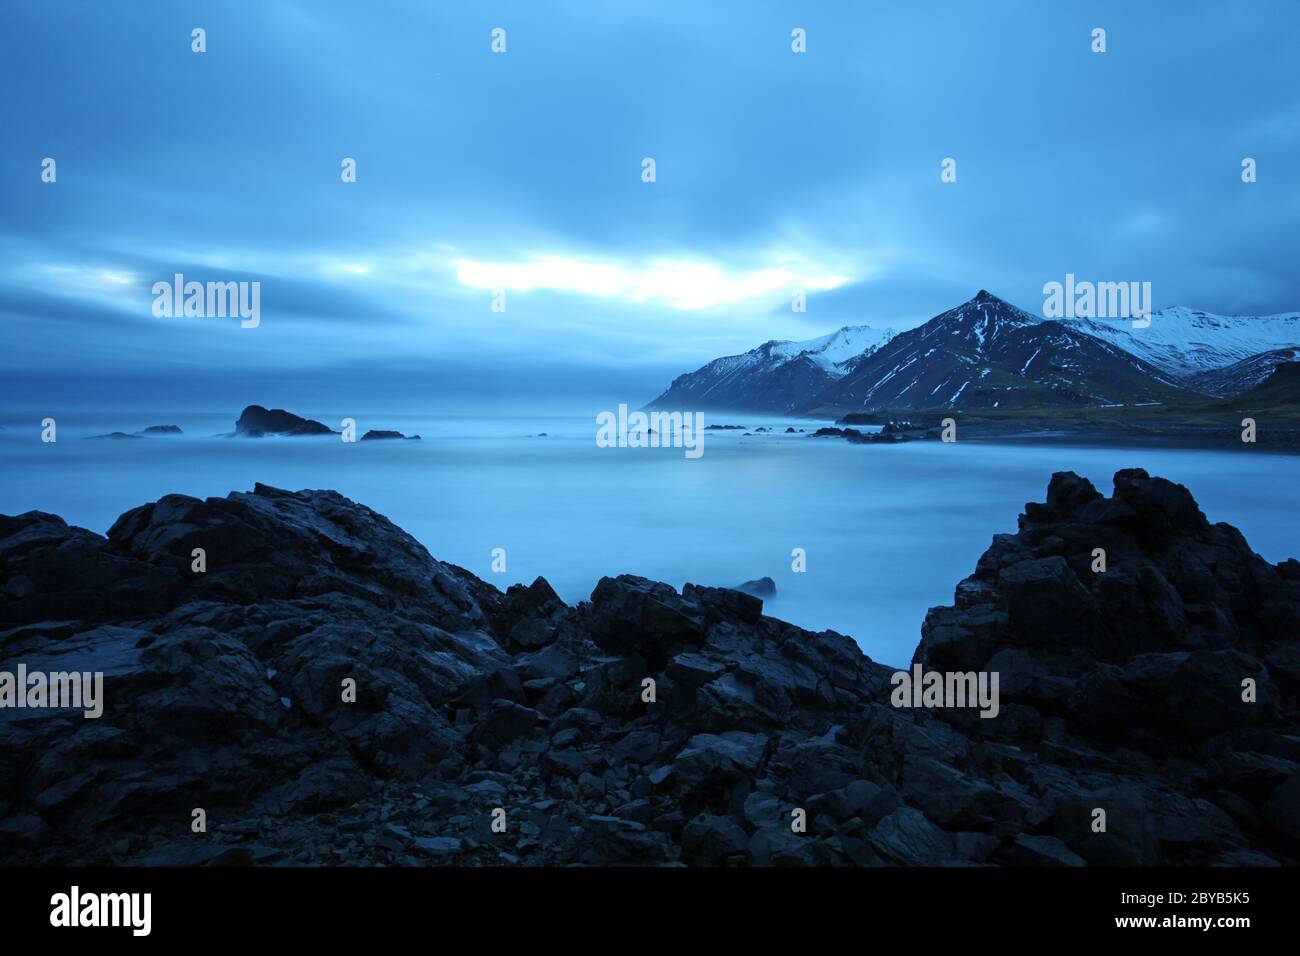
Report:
646,323,897,412
768,325,897,373
1069,308,1300,380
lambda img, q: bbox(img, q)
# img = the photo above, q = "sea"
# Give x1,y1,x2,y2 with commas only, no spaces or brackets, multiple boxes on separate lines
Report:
2,409,1296,668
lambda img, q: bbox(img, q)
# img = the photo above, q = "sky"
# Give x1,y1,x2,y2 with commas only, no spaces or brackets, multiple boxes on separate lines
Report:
2,0,1298,413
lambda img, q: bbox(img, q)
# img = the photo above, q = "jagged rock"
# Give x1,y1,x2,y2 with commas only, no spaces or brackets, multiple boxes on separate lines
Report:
1,469,1297,866
588,575,707,665
478,699,546,749
867,807,955,865
681,813,749,865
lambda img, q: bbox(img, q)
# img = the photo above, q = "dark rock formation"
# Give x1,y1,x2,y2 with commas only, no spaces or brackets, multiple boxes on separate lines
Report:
359,430,421,441
735,577,776,599
809,426,900,445
812,424,941,444
1,470,1296,866
234,405,336,437
89,425,183,439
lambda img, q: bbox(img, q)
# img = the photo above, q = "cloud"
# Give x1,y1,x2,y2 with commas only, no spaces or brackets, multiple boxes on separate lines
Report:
452,253,852,311
2,0,1298,409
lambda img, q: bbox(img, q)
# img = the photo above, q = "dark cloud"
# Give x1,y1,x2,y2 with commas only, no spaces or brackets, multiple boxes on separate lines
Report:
2,0,1297,409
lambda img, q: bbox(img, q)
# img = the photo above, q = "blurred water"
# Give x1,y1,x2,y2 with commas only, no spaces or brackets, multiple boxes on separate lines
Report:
1,412,1296,667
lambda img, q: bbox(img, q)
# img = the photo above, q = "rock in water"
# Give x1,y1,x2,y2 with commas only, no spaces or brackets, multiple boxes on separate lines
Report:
234,404,336,437
734,576,776,599
359,430,420,441
0,470,1296,866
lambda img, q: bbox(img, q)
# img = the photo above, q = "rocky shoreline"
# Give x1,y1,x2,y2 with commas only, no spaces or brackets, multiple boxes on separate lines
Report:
1,469,1297,866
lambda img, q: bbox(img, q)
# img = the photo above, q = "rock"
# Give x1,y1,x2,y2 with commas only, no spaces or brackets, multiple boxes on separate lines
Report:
359,430,421,441
672,732,768,796
411,836,464,857
478,699,546,748
204,846,255,867
580,815,670,865
749,828,817,866
0,468,1296,866
139,425,183,435
1263,772,1300,841
681,813,749,865
233,405,336,437
734,576,776,599
588,575,707,665
899,756,1003,828
0,813,50,848
867,807,955,865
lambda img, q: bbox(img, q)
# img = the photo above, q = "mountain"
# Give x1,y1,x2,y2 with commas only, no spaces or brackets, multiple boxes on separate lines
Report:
1189,346,1300,398
1070,308,1300,384
803,291,1204,413
1227,360,1300,409
647,325,896,413
650,292,1300,415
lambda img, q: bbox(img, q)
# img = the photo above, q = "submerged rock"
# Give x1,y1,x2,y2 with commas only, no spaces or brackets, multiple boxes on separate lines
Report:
0,469,1296,866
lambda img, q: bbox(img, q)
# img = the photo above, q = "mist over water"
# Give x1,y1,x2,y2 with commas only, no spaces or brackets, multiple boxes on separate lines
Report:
2,412,1296,668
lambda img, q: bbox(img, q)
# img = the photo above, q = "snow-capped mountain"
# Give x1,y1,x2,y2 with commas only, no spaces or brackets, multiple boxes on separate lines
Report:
804,291,1202,412
767,325,898,373
1068,308,1300,384
647,325,896,413
1229,360,1300,408
649,291,1300,415
1189,346,1300,398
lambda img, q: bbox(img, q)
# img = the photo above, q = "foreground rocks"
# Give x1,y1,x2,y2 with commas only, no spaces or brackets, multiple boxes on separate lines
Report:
1,469,1297,866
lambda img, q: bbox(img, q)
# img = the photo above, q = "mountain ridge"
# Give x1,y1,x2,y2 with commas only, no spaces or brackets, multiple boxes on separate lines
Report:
647,325,896,414
649,291,1299,415
805,292,1204,413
